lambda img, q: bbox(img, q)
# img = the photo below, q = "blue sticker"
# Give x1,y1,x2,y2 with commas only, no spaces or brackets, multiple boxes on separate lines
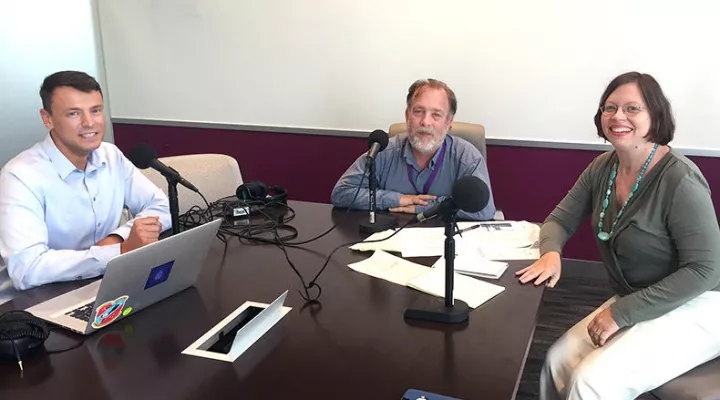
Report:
144,260,175,290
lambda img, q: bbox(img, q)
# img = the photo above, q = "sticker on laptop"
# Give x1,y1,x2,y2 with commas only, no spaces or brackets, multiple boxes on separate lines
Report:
92,295,129,329
144,260,175,290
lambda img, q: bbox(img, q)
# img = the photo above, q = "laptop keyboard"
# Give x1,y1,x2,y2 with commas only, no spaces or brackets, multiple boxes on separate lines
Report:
66,302,95,322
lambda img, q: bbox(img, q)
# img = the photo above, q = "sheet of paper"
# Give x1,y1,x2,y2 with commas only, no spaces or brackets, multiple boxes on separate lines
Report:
406,268,505,309
432,251,508,279
349,221,541,259
347,250,431,285
399,227,447,257
458,221,538,248
348,229,403,253
478,245,540,261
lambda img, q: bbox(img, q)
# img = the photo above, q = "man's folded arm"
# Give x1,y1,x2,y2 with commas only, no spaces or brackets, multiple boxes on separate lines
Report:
331,155,402,210
111,154,172,239
0,173,118,290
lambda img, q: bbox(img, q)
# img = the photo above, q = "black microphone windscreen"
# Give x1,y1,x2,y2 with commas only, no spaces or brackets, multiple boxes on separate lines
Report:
128,143,158,169
452,176,490,213
368,130,390,152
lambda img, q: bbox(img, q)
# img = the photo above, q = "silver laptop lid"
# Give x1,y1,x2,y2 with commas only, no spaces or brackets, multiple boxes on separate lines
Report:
84,219,221,334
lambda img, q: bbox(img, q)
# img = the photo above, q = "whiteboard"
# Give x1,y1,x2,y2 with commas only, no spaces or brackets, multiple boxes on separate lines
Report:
98,0,720,150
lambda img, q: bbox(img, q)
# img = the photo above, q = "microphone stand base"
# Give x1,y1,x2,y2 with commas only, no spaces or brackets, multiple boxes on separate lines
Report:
359,214,397,234
404,297,470,324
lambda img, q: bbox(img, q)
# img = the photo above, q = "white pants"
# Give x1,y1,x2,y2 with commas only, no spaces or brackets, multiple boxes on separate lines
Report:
540,291,720,400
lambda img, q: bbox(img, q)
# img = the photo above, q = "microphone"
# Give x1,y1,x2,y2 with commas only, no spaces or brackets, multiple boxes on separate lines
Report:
359,129,396,233
403,176,490,324
128,143,199,193
366,129,389,161
413,176,490,223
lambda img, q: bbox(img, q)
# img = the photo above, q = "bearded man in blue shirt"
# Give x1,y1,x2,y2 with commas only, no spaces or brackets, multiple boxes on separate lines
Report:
331,78,496,220
0,71,171,290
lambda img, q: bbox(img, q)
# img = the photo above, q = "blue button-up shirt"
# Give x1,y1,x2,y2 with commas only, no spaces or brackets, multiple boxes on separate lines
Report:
331,135,496,220
0,135,171,290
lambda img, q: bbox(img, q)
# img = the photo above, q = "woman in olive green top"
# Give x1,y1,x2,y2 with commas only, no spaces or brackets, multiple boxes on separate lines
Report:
517,72,720,400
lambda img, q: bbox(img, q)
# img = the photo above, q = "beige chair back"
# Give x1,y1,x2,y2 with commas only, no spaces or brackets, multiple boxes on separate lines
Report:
387,121,487,160
140,154,243,214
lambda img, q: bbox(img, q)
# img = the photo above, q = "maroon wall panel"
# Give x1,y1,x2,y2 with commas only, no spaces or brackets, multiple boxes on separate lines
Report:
113,123,720,261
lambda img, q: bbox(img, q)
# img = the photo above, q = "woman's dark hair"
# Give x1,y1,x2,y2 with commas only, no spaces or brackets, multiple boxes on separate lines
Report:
594,72,675,145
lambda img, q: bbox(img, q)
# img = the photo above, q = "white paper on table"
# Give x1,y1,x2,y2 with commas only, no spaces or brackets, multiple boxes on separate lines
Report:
432,250,508,279
348,229,403,253
350,227,448,257
349,221,540,258
406,268,505,309
347,250,431,285
398,227,502,258
458,221,538,248
399,227,446,257
478,245,540,261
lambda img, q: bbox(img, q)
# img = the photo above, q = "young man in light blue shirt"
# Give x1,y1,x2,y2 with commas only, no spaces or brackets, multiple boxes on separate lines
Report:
0,71,171,290
331,78,496,220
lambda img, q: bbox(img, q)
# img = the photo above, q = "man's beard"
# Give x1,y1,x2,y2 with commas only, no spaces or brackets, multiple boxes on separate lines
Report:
407,126,445,154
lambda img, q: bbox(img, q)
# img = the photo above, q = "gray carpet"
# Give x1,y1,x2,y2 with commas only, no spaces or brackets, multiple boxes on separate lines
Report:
515,268,615,400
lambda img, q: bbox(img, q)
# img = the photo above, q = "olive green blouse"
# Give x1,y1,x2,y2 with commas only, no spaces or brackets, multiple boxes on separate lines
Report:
540,149,720,328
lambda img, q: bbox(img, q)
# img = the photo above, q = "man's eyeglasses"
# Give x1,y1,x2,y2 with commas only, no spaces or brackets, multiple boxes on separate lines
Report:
600,103,646,116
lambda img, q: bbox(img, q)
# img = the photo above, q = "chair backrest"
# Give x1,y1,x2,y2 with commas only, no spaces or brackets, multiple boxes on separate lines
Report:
387,121,487,160
140,154,243,214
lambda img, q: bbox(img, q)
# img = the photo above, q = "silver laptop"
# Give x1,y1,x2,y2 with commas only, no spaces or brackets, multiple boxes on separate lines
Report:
26,219,222,335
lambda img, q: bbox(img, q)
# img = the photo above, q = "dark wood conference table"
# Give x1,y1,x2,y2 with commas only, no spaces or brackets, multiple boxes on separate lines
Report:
0,201,545,400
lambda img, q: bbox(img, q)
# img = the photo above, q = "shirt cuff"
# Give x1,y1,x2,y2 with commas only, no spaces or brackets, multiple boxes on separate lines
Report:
111,225,132,241
378,191,403,210
89,243,121,264
609,303,631,329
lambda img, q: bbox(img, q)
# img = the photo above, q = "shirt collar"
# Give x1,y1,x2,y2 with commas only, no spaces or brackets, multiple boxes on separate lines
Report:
40,134,107,179
403,135,451,171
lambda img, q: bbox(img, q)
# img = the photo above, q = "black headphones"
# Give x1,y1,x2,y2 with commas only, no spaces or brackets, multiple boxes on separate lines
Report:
235,181,288,205
0,311,50,366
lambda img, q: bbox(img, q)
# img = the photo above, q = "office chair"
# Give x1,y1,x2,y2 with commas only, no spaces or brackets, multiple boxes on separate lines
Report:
139,153,243,214
388,121,487,161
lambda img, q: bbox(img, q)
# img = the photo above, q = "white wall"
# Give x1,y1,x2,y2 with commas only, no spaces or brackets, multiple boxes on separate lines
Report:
0,0,111,167
98,0,720,152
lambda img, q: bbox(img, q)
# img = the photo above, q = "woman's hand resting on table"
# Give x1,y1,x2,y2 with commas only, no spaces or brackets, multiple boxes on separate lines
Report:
515,251,562,288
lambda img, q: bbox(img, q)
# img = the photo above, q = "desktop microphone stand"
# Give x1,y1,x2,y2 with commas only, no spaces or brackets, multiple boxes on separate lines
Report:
167,177,181,236
359,157,397,234
403,209,470,324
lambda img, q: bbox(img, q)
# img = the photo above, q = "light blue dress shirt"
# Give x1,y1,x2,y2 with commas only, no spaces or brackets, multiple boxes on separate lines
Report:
0,135,171,290
331,135,496,220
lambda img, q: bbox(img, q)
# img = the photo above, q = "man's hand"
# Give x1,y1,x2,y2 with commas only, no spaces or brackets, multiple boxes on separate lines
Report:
587,307,620,347
120,216,163,254
389,194,437,214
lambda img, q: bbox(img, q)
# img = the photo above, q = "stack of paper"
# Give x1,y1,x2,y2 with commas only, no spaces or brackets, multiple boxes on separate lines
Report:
348,229,403,253
348,221,541,261
346,250,429,285
431,253,508,280
347,251,505,309
406,268,505,308
477,245,540,261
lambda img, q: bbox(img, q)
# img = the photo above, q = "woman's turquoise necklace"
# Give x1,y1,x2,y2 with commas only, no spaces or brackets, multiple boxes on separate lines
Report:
597,143,658,242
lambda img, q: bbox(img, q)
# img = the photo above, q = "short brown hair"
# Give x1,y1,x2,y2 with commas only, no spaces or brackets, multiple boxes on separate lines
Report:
40,71,102,114
594,72,675,145
406,78,457,116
